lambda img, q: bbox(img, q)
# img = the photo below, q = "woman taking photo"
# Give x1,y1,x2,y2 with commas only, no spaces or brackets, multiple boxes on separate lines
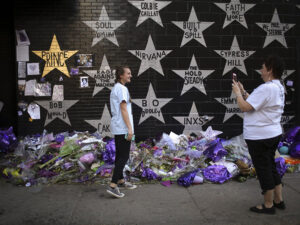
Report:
232,55,286,214
107,66,136,198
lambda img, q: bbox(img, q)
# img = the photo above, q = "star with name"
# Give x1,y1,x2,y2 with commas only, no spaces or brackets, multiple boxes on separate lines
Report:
214,0,255,29
35,100,79,127
172,7,214,47
85,104,112,137
82,6,126,47
132,83,172,124
200,126,223,140
173,102,214,135
32,35,78,78
129,35,172,76
83,55,115,96
256,8,295,48
172,55,214,95
215,91,243,123
214,36,255,76
128,0,171,27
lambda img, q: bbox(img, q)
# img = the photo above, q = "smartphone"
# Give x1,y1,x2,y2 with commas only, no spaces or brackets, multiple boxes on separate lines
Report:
232,73,238,82
125,133,135,141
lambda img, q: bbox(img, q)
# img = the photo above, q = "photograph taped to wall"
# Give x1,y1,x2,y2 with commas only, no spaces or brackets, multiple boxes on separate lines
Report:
16,29,30,46
75,54,93,67
24,79,36,96
18,80,26,92
27,103,40,120
80,76,89,88
70,68,79,75
18,62,26,78
16,45,29,62
27,62,40,75
34,82,52,96
52,85,64,101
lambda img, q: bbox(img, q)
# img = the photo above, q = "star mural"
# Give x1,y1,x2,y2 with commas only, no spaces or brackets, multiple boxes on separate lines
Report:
82,6,126,47
128,35,172,76
83,55,115,96
35,100,79,127
172,55,214,95
172,7,214,47
32,35,78,78
255,69,295,94
256,8,295,48
215,91,243,123
215,36,255,76
132,83,172,124
128,0,172,27
214,0,255,29
173,102,213,135
85,104,112,137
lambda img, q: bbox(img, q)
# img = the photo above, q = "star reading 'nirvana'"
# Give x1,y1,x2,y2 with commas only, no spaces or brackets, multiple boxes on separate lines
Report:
172,55,214,95
214,0,255,28
128,35,172,76
172,7,214,47
215,91,243,123
82,6,126,47
256,9,295,48
215,36,255,76
173,102,213,135
85,104,112,137
132,83,172,124
32,35,78,78
83,55,115,96
128,0,171,27
35,100,79,127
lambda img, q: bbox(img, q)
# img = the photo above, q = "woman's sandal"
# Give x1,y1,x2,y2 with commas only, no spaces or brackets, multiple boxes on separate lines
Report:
249,204,275,214
273,201,286,210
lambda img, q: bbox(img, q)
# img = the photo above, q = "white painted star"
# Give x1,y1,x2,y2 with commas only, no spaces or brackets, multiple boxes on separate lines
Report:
35,100,79,127
85,104,112,137
215,91,243,122
132,83,172,124
200,126,223,140
128,35,172,76
281,115,295,126
172,55,214,95
256,9,295,48
128,0,172,27
82,6,126,47
172,7,214,47
173,102,214,135
215,36,255,76
83,55,115,96
214,0,255,28
255,69,295,94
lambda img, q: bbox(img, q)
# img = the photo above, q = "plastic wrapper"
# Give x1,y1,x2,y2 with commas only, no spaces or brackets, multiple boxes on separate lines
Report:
155,133,176,150
280,126,300,146
203,165,232,184
177,168,200,187
102,139,115,164
275,157,287,177
289,141,300,158
213,160,239,177
203,138,227,162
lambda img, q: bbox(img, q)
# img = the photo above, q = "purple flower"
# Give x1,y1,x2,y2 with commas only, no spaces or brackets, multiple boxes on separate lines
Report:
203,138,227,162
177,169,200,187
141,167,158,180
103,139,116,164
275,157,287,177
203,165,232,184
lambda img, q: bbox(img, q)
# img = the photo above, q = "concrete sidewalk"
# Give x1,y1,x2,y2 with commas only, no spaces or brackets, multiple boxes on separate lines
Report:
0,173,299,225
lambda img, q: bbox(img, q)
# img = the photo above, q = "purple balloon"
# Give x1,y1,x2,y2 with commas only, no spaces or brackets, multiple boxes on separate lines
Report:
203,165,232,184
289,141,300,158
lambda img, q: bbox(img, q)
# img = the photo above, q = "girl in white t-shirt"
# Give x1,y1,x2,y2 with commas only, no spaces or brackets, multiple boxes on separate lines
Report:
232,55,286,214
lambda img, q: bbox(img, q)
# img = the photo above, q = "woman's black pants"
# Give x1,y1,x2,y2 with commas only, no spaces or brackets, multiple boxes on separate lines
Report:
111,134,131,184
245,135,282,194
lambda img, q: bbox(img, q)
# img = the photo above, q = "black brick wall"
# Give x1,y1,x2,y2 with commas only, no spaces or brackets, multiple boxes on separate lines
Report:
14,0,300,140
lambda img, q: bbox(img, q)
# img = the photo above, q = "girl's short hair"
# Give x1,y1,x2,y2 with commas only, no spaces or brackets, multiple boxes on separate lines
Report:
115,66,130,83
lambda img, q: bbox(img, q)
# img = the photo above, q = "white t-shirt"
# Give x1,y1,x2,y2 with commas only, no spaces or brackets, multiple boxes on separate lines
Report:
243,80,285,140
110,82,134,135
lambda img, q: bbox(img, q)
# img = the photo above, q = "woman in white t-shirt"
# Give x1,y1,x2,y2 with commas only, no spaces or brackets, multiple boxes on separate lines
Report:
232,55,286,214
106,66,137,198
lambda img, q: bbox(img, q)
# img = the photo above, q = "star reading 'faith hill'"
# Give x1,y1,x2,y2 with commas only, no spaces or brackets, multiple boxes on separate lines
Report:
32,34,78,78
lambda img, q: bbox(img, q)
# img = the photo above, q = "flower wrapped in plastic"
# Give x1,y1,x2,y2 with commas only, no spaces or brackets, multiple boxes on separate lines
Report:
141,167,158,180
275,157,287,177
278,126,300,148
203,165,232,184
155,133,176,151
0,127,17,153
79,152,95,164
102,139,115,164
203,138,227,162
177,168,200,187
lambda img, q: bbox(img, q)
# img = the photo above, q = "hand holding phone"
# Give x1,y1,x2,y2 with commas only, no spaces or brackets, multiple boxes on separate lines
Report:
125,133,135,141
232,73,238,82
